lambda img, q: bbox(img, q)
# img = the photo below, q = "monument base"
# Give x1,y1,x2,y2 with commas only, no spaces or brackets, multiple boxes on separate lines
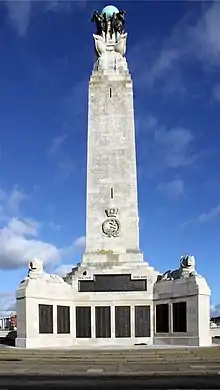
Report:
15,255,211,349
153,275,211,347
153,337,210,347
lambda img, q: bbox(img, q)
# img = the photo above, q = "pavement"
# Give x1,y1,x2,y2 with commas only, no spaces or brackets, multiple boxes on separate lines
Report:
0,345,219,388
0,345,220,376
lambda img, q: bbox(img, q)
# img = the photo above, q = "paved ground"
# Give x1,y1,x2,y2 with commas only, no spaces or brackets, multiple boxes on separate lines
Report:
0,337,219,388
0,348,219,388
0,345,219,376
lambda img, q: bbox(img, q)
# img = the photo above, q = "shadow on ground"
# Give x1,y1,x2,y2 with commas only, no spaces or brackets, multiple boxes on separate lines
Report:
0,374,220,389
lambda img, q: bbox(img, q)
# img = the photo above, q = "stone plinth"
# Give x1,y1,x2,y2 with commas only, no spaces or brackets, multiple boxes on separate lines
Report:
153,276,211,347
16,277,73,348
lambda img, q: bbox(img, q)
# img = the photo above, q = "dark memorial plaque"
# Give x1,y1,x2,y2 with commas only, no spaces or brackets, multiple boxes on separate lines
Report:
95,306,111,338
57,305,70,334
115,306,131,338
76,306,91,338
39,304,53,334
156,303,169,333
79,274,147,292
135,305,150,337
173,301,187,333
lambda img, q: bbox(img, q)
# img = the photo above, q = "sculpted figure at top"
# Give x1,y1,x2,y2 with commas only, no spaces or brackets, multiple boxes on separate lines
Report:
91,5,127,57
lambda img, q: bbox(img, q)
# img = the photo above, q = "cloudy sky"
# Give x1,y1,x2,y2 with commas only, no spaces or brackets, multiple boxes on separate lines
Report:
0,0,220,316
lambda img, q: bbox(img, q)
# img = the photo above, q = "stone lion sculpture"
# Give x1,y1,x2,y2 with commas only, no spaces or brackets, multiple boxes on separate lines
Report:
28,259,44,274
157,255,197,282
23,258,64,283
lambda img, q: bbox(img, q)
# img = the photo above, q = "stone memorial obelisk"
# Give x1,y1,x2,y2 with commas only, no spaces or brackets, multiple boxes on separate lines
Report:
15,5,211,348
83,5,146,265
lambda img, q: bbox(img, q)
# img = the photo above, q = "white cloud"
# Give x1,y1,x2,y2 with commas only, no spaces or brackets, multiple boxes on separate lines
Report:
0,218,60,270
149,48,181,88
155,127,195,168
48,131,75,180
4,0,75,37
58,235,85,265
182,203,220,227
48,221,61,231
7,217,39,237
157,179,184,200
4,0,32,37
190,2,220,66
48,134,68,156
197,204,220,223
140,116,198,176
0,218,85,270
0,292,15,317
132,2,220,93
7,187,27,209
0,187,27,221
51,237,85,276
0,187,85,270
74,235,86,250
44,1,72,13
54,264,75,277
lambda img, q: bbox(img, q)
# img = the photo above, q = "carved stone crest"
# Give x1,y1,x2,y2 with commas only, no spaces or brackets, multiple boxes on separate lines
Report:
102,218,120,237
102,207,120,237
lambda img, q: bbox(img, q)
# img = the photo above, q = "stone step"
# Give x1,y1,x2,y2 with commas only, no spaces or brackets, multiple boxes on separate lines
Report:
1,347,220,358
1,353,220,359
2,351,220,357
0,362,220,376
3,346,220,355
1,355,220,363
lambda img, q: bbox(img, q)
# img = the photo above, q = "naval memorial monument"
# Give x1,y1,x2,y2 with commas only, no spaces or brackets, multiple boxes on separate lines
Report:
15,5,211,348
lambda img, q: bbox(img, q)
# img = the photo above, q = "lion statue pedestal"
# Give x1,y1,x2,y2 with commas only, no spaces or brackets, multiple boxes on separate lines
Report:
15,259,72,349
153,255,211,347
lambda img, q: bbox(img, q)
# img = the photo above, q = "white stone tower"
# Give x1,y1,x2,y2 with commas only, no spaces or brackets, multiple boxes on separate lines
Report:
83,5,144,266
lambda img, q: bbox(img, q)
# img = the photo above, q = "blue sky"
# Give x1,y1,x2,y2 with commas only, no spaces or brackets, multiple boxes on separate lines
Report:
0,0,220,316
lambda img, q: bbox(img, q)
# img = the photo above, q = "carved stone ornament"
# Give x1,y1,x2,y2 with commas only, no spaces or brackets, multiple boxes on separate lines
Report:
92,7,127,57
21,258,64,284
114,33,127,56
156,255,197,283
102,218,120,238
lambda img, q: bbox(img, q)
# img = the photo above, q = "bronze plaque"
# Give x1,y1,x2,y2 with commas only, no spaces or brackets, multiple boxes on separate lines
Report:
79,274,147,292
95,306,111,338
57,305,70,334
76,306,91,338
115,306,131,338
39,304,53,334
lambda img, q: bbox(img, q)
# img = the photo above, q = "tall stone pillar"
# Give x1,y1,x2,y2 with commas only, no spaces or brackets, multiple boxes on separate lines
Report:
83,5,142,264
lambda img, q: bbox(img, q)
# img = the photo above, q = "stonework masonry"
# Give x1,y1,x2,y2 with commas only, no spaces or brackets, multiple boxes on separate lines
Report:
85,63,139,256
15,6,212,349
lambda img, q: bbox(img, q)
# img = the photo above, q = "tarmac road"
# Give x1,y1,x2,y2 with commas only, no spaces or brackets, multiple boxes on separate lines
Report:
0,374,220,389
